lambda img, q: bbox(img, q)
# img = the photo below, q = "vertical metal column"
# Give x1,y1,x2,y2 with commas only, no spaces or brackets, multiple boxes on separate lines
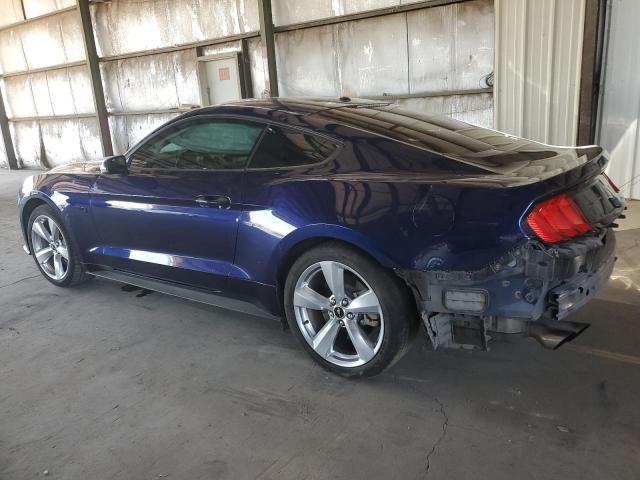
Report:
258,0,279,97
77,0,113,157
0,87,18,169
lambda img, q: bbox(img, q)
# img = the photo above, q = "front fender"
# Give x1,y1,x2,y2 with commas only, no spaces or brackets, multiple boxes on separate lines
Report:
19,186,84,258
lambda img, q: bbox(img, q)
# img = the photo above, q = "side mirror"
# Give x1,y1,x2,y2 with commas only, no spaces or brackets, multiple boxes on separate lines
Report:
100,155,128,175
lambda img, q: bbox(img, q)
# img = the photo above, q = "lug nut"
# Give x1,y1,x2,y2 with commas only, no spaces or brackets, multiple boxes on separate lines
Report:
346,312,354,320
330,297,336,306
341,298,349,307
339,320,345,327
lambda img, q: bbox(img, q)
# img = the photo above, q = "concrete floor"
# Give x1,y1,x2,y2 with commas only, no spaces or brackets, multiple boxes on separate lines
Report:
1,170,639,480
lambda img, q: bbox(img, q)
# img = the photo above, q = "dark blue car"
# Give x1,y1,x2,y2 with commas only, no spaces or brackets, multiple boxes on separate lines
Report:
18,98,625,377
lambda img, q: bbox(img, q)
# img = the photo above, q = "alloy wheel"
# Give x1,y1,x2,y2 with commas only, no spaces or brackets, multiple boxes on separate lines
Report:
293,261,384,367
31,215,70,281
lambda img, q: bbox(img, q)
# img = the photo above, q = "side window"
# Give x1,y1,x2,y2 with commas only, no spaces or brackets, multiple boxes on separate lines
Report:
129,119,264,171
249,125,338,169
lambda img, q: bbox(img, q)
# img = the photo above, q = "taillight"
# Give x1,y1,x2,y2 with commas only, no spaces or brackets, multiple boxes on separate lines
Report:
603,172,620,193
526,193,592,243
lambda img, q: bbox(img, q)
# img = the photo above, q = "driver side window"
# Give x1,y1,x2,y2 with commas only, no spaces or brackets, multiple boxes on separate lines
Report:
129,118,264,171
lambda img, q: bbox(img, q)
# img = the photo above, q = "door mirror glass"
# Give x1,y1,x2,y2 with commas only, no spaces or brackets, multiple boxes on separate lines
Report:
100,155,128,174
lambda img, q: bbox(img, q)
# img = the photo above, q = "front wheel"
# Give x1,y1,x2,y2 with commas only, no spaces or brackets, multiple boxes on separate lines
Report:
27,204,89,287
284,242,417,378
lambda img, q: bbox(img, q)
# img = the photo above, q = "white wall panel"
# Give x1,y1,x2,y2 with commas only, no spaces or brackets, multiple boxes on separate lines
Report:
0,10,85,74
397,92,493,127
92,0,259,58
39,117,102,166
598,0,640,199
274,0,493,123
0,0,24,28
247,37,268,98
495,0,585,145
100,50,199,113
275,25,337,96
22,0,76,19
30,72,55,117
338,14,408,96
11,121,41,167
407,0,493,93
272,0,438,26
3,76,37,118
3,66,94,118
108,113,180,155
0,30,29,74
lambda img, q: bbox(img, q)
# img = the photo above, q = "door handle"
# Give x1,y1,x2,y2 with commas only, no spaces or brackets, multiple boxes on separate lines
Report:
195,195,231,209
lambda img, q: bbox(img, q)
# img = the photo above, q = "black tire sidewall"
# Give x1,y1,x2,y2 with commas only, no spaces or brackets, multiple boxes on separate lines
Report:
284,242,416,378
27,204,80,287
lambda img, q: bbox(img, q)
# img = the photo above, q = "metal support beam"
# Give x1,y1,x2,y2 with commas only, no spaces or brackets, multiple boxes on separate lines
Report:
578,0,606,146
0,90,18,170
0,87,19,169
258,0,278,97
77,0,113,157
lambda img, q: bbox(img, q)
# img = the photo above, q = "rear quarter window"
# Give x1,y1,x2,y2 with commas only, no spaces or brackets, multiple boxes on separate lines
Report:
248,125,338,169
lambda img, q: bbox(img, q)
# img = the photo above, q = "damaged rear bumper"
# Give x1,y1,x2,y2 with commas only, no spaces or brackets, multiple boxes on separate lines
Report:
399,229,616,350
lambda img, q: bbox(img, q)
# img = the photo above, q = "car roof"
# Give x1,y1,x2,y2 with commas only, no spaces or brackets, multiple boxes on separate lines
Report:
179,97,574,177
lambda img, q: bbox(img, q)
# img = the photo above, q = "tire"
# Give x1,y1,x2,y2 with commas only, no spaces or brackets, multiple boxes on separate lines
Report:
27,204,89,287
284,241,417,378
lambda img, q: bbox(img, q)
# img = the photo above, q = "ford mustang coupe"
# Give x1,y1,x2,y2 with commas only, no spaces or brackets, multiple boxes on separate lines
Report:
18,98,625,377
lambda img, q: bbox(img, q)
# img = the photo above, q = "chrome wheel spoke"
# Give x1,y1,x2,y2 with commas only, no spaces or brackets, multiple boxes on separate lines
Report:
347,290,380,315
57,245,69,260
53,253,64,279
320,261,345,298
311,318,341,358
35,246,54,264
345,318,375,363
294,285,330,310
48,218,60,242
32,221,51,242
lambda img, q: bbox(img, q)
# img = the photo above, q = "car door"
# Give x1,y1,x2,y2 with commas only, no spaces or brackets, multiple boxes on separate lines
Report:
90,116,265,292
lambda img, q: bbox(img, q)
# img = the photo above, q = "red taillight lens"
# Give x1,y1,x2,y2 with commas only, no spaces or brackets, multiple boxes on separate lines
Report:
526,193,592,243
603,172,620,193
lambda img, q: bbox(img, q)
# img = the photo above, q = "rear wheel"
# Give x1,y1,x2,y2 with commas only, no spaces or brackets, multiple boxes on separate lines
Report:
284,242,416,378
28,204,89,287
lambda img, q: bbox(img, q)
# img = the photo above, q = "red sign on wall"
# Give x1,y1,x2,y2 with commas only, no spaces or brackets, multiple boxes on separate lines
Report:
218,67,230,81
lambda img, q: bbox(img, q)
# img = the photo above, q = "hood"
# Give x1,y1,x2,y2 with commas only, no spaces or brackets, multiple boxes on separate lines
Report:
47,160,102,175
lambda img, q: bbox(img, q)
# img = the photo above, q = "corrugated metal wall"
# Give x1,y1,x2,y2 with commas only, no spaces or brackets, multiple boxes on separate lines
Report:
0,2,100,168
275,0,494,125
597,0,640,200
0,0,495,168
494,0,585,146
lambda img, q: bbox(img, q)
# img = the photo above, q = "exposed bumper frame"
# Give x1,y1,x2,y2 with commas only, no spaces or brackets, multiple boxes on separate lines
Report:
399,228,617,349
